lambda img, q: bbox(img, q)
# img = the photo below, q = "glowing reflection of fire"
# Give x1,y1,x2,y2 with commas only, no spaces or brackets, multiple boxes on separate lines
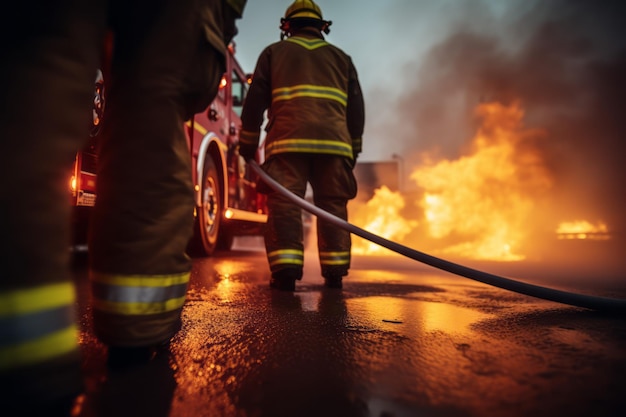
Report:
215,277,235,303
213,260,249,303
347,296,489,337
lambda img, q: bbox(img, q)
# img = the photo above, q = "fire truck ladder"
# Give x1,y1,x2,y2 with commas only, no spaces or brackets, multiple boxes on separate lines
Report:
248,160,626,314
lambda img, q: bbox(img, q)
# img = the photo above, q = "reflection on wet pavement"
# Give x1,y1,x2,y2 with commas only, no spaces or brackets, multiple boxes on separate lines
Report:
71,249,626,417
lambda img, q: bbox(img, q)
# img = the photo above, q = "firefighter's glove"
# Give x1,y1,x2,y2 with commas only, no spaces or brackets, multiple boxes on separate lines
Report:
239,143,257,162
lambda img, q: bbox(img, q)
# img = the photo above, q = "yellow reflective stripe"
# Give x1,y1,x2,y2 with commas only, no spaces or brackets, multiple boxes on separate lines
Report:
0,282,75,317
0,325,78,370
91,272,189,315
272,84,347,106
268,249,304,257
320,251,350,258
270,258,304,267
186,120,207,136
91,272,190,287
266,139,352,158
320,251,350,266
320,259,350,266
268,249,304,267
286,37,329,50
92,295,187,316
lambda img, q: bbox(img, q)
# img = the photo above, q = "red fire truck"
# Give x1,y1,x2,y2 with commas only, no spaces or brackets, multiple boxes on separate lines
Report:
70,45,268,256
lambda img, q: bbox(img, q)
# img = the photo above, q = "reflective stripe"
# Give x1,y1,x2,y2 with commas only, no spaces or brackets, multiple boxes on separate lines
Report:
92,297,187,315
272,84,347,106
92,282,188,304
319,251,351,266
267,249,304,268
0,282,75,316
91,272,190,316
91,272,190,287
0,304,75,346
266,138,352,158
352,137,362,153
0,282,78,369
286,36,329,50
0,326,78,370
186,119,208,136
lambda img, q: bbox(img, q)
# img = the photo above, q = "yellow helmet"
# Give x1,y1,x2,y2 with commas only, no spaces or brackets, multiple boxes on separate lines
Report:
280,0,331,38
284,0,324,21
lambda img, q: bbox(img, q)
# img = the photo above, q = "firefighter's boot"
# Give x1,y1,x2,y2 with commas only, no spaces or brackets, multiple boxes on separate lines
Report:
323,267,347,289
270,268,302,291
323,274,343,289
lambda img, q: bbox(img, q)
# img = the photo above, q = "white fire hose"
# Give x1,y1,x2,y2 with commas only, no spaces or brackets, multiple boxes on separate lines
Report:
248,160,626,313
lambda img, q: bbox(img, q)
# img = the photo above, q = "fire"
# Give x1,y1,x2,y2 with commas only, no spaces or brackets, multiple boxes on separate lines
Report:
351,102,555,261
556,220,610,240
351,186,417,255
350,101,613,261
411,102,554,261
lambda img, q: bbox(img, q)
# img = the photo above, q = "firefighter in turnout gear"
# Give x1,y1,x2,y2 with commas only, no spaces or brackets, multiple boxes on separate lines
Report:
90,0,245,367
239,0,365,291
90,0,246,365
0,0,245,414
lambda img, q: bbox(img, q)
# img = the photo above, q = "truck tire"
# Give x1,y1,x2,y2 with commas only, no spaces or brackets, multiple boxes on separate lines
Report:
187,155,223,257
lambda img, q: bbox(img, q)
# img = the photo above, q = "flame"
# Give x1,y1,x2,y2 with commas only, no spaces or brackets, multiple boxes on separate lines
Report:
351,101,614,261
351,186,417,255
556,220,610,240
411,102,555,261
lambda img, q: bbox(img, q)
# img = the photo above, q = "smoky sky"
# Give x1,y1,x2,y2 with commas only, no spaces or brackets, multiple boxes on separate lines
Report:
384,0,626,233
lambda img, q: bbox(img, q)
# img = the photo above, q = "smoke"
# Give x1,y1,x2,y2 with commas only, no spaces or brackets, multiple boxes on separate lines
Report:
384,0,626,234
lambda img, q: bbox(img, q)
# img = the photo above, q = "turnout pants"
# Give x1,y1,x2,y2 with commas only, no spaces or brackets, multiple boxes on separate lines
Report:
1,0,228,410
89,0,223,348
0,0,106,411
262,154,357,279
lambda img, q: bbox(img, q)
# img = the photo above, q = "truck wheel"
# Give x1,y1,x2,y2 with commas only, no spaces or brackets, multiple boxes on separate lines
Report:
187,155,222,257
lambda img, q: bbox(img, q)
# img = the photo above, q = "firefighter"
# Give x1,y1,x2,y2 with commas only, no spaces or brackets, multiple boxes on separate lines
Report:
0,0,245,415
89,0,246,369
239,0,365,291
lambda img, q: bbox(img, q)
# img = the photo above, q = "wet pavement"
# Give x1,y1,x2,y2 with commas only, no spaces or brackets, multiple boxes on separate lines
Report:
71,240,626,417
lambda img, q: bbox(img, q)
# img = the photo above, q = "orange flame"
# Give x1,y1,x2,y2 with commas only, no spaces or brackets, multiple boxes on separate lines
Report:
556,220,610,240
409,102,554,260
351,186,417,255
350,101,612,261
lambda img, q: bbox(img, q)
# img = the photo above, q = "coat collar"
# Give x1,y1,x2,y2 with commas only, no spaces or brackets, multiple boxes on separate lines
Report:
291,27,324,40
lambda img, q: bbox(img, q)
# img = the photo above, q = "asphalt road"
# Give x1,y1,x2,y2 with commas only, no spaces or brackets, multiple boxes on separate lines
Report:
71,238,626,417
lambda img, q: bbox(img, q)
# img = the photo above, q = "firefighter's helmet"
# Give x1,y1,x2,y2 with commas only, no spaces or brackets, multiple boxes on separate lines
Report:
280,0,332,38
285,0,324,20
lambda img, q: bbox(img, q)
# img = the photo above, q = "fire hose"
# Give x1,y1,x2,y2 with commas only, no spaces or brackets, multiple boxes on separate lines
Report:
248,160,626,313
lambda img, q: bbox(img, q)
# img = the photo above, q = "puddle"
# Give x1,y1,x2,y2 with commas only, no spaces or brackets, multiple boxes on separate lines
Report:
348,296,490,336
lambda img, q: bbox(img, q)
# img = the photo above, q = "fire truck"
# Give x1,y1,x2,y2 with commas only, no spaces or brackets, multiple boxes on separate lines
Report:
70,45,268,256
